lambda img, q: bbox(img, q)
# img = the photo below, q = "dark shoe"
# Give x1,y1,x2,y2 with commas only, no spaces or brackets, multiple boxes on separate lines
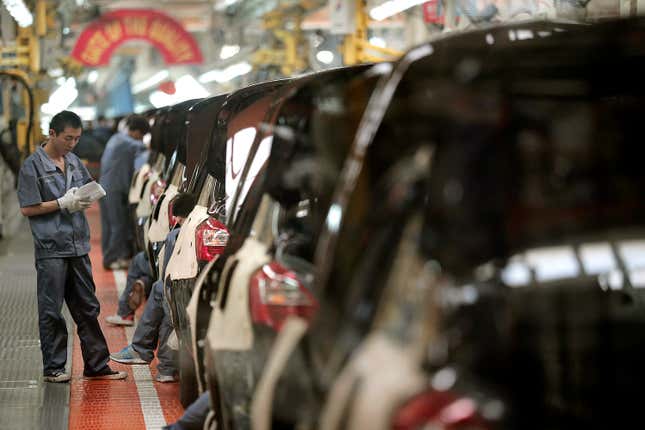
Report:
43,371,71,383
127,279,146,311
83,368,128,380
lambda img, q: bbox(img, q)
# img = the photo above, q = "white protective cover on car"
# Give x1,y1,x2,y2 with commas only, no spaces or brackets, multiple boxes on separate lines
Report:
135,168,159,218
148,183,179,243
206,237,270,351
128,163,150,204
143,215,151,254
319,334,426,430
166,204,210,281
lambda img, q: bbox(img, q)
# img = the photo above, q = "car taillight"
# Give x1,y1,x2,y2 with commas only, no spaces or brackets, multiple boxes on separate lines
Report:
249,262,318,331
167,199,178,228
150,179,167,206
392,390,488,430
195,217,229,263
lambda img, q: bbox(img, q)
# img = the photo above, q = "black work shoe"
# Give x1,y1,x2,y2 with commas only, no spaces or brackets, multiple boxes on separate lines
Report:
83,368,128,380
43,371,71,383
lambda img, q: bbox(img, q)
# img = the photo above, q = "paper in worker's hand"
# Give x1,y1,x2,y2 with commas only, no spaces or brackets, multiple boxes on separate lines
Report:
76,181,106,202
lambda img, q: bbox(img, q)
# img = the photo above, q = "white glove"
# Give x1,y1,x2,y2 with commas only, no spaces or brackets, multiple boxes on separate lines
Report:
57,187,78,211
69,195,92,213
57,187,92,213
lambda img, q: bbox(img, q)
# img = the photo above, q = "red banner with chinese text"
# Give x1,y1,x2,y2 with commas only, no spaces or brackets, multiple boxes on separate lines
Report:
71,9,203,66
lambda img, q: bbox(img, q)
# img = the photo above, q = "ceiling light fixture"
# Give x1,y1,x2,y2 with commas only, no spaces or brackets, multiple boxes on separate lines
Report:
132,70,170,94
369,0,426,21
213,0,240,11
41,78,78,115
2,0,33,27
316,50,334,65
369,37,387,48
87,70,99,84
220,44,240,60
71,106,97,121
48,68,64,78
175,74,210,98
149,91,172,109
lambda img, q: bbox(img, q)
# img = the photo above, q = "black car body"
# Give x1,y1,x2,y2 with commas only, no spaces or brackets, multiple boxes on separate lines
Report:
198,65,386,430
163,80,287,407
145,96,227,277
251,18,645,430
137,99,201,243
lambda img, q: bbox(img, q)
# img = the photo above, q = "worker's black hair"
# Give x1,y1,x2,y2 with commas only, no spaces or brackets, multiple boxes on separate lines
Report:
126,114,151,134
50,111,82,135
172,193,198,218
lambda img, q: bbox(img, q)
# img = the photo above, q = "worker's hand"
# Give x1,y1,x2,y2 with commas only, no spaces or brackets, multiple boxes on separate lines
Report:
69,198,92,213
68,195,93,213
58,188,92,213
56,187,79,212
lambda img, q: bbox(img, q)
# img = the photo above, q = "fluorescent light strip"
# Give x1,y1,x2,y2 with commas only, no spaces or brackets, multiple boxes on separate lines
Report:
316,50,334,65
41,78,78,115
70,106,97,121
87,70,99,84
369,0,426,21
214,0,240,11
2,0,33,27
369,37,387,48
133,70,170,94
220,44,240,60
199,62,252,84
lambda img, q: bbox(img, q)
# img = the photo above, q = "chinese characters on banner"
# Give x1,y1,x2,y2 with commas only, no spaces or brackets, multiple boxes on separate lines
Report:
71,9,203,66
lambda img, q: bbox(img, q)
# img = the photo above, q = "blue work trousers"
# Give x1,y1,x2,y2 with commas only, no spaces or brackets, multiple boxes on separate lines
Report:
36,255,110,375
117,251,154,317
131,280,176,376
163,392,211,430
99,189,133,267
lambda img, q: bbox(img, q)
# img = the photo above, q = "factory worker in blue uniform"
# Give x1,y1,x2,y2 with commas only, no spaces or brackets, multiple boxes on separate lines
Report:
17,110,127,383
99,114,150,270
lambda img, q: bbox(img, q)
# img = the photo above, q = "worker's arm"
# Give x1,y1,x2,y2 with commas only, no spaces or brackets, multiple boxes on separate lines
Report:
20,200,61,217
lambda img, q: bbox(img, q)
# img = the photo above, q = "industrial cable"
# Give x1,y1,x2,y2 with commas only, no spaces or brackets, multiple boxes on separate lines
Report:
0,71,35,159
0,127,21,185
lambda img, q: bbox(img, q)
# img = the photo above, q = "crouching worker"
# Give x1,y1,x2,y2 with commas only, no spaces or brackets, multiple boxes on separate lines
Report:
110,192,197,382
17,111,127,383
105,250,154,326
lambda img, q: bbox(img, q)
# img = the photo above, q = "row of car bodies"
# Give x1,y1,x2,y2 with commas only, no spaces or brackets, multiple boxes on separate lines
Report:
127,16,645,430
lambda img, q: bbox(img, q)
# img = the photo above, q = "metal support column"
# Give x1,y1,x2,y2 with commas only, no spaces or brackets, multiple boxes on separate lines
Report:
341,0,402,65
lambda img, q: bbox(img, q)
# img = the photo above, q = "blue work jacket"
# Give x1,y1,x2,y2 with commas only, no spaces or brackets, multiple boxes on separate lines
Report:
17,145,93,259
99,132,146,193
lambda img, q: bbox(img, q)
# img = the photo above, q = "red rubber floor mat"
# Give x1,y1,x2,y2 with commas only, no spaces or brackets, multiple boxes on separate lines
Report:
68,204,184,429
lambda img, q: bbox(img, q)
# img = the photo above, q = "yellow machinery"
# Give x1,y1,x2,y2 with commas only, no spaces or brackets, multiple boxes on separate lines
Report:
0,0,51,155
251,0,402,76
341,0,402,65
252,0,324,76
